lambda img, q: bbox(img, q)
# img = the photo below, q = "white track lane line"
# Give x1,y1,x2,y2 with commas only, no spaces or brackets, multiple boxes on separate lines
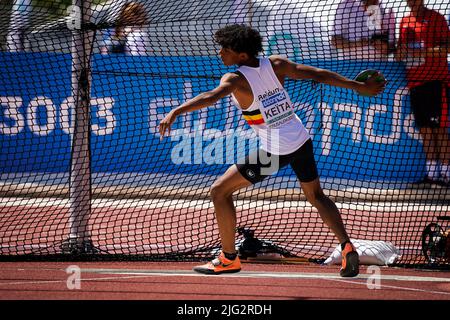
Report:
0,274,159,286
325,277,450,296
1,268,449,297
0,197,448,212
80,268,450,282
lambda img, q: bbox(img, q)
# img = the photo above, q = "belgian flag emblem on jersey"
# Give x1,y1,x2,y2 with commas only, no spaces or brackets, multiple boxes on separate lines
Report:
242,109,264,125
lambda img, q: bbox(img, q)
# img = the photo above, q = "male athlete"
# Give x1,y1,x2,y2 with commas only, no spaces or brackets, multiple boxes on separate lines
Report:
159,25,385,277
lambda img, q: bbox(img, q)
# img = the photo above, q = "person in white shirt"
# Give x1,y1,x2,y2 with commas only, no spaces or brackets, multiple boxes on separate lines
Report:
101,1,149,55
331,0,396,60
159,25,386,277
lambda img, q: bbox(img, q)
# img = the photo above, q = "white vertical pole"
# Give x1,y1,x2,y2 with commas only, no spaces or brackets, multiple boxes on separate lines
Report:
68,0,94,252
6,0,32,52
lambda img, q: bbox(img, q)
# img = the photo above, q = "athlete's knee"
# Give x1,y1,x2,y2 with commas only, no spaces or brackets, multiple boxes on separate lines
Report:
210,180,231,201
304,188,327,206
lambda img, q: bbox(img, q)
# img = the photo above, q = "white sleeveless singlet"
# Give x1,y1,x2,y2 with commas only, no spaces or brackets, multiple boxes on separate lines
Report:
231,57,310,155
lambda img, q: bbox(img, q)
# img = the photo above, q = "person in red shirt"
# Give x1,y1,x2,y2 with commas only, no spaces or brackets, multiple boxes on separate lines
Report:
396,0,450,185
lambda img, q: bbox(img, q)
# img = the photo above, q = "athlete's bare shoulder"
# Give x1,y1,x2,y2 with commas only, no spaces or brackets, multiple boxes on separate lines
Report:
220,72,241,83
268,55,290,63
268,55,298,81
268,55,294,74
268,55,291,66
220,72,253,108
220,71,248,90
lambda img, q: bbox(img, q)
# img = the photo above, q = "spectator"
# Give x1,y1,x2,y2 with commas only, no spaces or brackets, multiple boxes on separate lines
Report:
101,1,149,55
331,0,395,60
396,0,450,185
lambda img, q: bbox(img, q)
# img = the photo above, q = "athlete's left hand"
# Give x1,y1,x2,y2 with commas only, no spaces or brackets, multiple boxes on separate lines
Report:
158,110,178,139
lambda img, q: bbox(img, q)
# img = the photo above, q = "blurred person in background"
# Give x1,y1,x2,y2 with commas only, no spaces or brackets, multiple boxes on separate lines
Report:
396,0,450,185
101,1,149,55
331,0,396,60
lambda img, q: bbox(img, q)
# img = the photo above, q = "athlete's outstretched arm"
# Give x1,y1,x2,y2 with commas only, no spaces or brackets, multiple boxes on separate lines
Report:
158,73,238,138
271,55,385,97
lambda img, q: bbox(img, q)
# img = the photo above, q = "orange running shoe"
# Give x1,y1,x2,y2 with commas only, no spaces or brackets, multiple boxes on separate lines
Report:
193,252,241,275
340,242,359,277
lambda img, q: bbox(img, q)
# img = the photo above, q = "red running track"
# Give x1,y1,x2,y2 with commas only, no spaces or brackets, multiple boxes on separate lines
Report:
0,261,450,300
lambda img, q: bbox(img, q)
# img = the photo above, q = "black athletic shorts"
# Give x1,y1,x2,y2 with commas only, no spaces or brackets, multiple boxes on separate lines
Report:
236,139,319,184
410,80,449,128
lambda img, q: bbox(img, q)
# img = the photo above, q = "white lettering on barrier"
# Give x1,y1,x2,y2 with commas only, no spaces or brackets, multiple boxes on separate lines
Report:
0,96,25,135
314,91,421,155
335,103,362,143
321,102,333,156
366,103,401,144
296,102,315,136
183,82,194,135
92,97,116,135
0,96,116,136
60,97,75,135
148,97,180,136
26,96,56,136
404,113,422,142
396,86,422,142
146,81,421,159
0,84,422,155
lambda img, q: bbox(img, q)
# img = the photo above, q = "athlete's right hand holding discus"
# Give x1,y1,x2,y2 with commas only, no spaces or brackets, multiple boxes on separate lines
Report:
356,71,387,97
353,71,387,97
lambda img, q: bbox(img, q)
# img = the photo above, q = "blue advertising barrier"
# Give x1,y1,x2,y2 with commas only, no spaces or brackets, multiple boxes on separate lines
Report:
0,52,433,181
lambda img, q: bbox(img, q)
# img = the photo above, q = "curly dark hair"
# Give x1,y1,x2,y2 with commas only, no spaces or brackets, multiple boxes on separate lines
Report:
214,24,263,57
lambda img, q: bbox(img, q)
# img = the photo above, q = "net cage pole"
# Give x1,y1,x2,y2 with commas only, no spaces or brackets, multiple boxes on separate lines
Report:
64,0,96,254
6,0,32,52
